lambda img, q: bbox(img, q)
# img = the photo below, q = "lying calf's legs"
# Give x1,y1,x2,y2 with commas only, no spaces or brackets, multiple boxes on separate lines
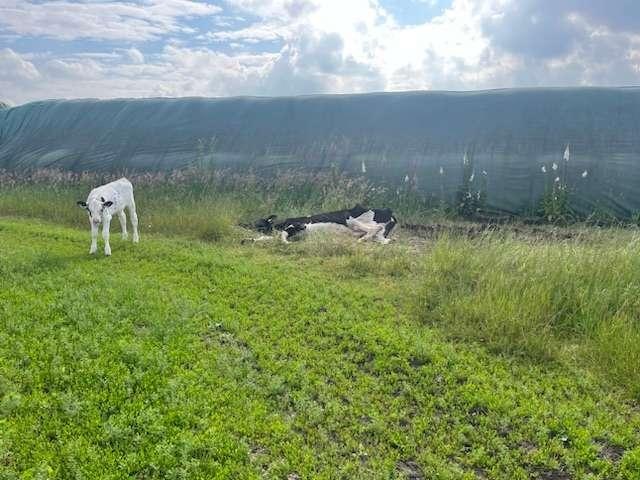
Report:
375,230,391,244
254,235,274,242
241,235,275,244
358,224,384,242
374,223,394,244
347,217,385,242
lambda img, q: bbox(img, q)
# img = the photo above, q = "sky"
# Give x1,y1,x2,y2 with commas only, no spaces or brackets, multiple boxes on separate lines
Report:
1,0,639,105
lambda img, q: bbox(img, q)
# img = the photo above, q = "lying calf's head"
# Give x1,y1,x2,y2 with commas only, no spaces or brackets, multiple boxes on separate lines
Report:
77,196,113,224
254,214,277,233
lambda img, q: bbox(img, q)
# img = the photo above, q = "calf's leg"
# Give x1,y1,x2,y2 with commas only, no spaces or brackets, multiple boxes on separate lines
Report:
90,222,98,254
348,217,384,242
374,224,392,244
241,235,274,244
358,224,384,242
103,217,112,256
129,202,139,243
119,211,128,240
375,230,391,244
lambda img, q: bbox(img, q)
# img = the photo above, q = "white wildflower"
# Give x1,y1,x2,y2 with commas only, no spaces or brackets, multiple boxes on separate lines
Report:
582,170,588,178
361,160,366,174
439,166,444,175
469,172,475,182
482,170,487,176
541,165,547,173
404,174,409,183
555,177,560,183
463,152,469,165
552,162,558,170
563,144,570,161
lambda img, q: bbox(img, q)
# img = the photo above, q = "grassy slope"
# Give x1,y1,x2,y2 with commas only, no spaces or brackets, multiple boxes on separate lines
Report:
1,218,640,479
419,234,640,395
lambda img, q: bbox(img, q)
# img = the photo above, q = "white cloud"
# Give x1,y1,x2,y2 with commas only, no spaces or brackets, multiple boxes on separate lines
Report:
44,58,103,79
2,0,640,104
124,48,145,64
0,48,40,81
207,23,286,43
223,0,317,21
0,0,221,41
0,45,282,103
207,0,492,92
214,0,640,92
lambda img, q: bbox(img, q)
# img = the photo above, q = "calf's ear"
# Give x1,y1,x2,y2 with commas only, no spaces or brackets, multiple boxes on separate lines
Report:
103,201,114,207
77,201,87,208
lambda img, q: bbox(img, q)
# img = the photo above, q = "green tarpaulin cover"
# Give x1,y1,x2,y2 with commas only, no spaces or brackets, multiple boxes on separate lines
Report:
1,87,639,215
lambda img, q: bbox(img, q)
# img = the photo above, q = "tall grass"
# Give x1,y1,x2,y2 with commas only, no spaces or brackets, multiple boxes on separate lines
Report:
0,168,437,241
419,234,640,396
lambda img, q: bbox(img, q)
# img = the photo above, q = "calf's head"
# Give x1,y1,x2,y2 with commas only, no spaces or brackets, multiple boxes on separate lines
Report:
77,197,113,224
255,214,277,233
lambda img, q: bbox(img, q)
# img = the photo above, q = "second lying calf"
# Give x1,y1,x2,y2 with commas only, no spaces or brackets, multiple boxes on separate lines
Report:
252,204,397,244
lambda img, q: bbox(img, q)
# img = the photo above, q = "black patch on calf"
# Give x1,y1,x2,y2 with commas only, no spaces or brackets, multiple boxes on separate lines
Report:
77,201,87,207
349,204,368,218
372,208,394,224
384,216,397,238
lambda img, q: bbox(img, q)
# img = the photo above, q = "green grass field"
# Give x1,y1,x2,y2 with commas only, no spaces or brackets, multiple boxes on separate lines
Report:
1,214,640,479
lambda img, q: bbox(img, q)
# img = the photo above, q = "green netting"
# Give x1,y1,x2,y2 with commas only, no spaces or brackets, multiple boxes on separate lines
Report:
1,87,640,216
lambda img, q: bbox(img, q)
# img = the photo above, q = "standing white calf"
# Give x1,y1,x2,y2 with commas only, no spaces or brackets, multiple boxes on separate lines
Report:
77,177,139,256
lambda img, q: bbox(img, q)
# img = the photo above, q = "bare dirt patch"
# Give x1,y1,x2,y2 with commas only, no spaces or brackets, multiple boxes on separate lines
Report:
596,441,625,462
402,222,580,242
537,470,572,480
396,459,424,479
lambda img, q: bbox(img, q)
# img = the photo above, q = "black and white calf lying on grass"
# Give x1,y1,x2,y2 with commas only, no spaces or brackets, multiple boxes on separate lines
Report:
247,205,397,244
77,177,139,255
